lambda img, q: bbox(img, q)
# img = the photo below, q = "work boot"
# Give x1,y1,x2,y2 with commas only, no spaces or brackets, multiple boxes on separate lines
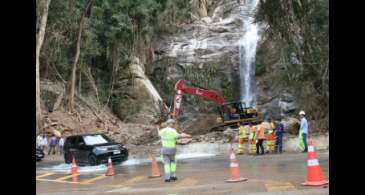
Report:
170,177,178,181
164,179,171,182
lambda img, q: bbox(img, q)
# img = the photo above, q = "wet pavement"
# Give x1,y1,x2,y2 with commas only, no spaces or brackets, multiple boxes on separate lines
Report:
36,152,329,195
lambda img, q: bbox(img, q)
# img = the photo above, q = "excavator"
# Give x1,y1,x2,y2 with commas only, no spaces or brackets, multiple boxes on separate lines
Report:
170,79,260,128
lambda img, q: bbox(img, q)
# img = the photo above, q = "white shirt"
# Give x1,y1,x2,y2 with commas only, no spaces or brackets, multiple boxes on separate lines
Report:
58,138,64,146
36,135,42,147
300,117,308,134
40,137,48,146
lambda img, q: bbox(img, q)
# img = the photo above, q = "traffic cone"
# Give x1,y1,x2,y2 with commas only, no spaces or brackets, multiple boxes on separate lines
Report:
71,156,78,182
105,156,115,176
148,154,161,178
302,139,328,186
225,148,248,183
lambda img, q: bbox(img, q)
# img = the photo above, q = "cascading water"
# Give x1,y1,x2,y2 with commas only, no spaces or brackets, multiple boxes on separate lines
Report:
239,0,260,108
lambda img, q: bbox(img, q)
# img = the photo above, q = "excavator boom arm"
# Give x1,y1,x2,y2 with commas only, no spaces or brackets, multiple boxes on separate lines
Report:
181,87,226,105
172,80,226,118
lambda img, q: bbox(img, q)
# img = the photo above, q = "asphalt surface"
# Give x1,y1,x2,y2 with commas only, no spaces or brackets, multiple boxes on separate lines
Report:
36,152,329,195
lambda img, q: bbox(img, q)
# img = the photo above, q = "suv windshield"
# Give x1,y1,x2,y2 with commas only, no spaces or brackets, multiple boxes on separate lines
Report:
83,135,110,146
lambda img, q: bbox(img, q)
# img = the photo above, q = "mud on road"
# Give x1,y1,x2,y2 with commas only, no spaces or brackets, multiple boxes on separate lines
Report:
36,152,329,195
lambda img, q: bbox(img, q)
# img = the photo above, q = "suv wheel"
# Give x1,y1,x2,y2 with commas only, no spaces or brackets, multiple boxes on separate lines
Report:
88,154,98,166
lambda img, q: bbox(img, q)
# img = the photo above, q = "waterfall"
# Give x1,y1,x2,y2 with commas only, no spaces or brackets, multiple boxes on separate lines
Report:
239,0,260,108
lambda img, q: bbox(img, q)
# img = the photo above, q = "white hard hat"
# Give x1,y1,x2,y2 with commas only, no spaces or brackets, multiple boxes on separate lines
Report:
299,111,305,115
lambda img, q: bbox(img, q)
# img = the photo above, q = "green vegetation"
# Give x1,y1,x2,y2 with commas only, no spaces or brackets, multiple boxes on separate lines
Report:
220,76,234,103
37,0,329,129
183,65,218,89
256,0,329,120
255,48,267,76
182,65,219,110
38,0,191,113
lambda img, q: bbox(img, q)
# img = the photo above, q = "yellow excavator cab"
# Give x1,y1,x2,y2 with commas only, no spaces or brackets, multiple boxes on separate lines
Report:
219,101,259,126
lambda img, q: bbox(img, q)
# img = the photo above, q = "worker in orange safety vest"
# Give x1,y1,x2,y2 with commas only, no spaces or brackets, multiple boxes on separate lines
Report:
255,122,266,155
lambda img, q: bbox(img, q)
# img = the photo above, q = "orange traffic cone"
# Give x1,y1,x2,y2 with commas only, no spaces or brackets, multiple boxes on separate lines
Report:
71,156,78,182
302,139,328,186
225,148,248,183
105,156,115,176
148,154,161,178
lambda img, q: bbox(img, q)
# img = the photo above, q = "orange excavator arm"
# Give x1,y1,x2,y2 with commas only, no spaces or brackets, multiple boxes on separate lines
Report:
171,80,226,118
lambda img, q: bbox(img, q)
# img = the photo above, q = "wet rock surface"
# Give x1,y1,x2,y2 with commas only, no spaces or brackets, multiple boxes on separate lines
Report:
113,57,167,125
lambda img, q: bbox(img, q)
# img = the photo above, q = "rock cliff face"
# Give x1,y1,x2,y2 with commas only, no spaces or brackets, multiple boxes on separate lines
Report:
192,0,209,18
149,0,298,133
106,0,299,134
112,57,167,125
157,0,245,76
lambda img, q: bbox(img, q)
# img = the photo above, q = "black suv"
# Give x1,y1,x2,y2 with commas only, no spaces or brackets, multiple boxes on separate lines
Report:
63,134,128,165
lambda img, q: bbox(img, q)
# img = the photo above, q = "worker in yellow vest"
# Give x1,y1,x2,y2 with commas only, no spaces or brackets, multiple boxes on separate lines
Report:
248,123,257,155
158,119,192,182
237,123,247,154
266,119,276,153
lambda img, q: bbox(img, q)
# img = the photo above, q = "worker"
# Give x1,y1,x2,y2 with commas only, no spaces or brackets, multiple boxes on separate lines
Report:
48,134,57,155
275,121,284,153
255,122,265,155
36,133,43,149
237,123,247,154
244,124,251,152
248,123,256,155
40,134,48,153
299,111,308,152
230,107,239,119
266,119,276,153
158,119,192,182
58,136,65,155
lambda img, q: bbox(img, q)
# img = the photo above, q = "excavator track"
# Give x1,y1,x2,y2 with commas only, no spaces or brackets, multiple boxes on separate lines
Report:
209,117,262,131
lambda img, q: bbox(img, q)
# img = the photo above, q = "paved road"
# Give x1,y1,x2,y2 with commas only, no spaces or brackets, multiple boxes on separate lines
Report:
36,152,329,195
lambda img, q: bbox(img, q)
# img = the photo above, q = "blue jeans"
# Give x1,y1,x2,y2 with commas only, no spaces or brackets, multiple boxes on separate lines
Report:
48,145,56,155
58,146,64,155
302,133,308,152
275,136,283,153
256,139,265,154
